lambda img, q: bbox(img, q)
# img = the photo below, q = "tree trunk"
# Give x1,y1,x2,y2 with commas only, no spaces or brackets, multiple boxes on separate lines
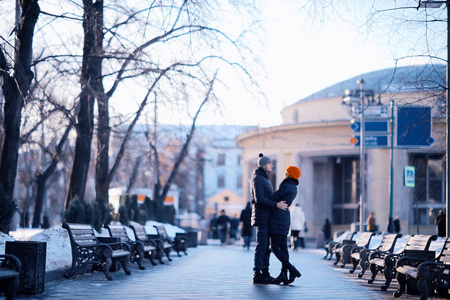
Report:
64,0,103,210
0,0,40,233
32,125,71,227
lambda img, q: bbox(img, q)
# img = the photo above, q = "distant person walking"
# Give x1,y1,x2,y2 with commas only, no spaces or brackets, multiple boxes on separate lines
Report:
436,210,446,237
269,166,302,285
251,153,288,285
366,212,377,232
216,209,230,246
322,218,332,242
393,216,401,234
229,214,240,242
240,202,252,250
290,204,306,250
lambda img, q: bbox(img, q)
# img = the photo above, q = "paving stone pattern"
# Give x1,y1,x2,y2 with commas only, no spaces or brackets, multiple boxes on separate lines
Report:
15,245,444,300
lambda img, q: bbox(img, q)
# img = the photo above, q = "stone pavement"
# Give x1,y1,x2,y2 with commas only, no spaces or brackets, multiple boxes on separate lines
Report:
15,243,444,300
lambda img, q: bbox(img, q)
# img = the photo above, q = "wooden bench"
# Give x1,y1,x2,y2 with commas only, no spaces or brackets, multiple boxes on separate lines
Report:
350,233,402,278
154,225,187,257
151,225,173,262
105,223,157,269
0,254,22,300
335,231,375,268
129,221,167,264
367,234,437,291
324,231,357,260
394,237,450,299
62,223,132,280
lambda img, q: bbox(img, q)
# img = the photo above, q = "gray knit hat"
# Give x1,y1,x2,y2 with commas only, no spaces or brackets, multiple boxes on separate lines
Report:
258,153,272,167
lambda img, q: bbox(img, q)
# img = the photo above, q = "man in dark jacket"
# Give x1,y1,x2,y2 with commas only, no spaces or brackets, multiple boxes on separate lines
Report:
251,153,288,284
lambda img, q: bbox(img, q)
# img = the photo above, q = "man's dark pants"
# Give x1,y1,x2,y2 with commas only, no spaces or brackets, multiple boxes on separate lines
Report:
254,225,270,274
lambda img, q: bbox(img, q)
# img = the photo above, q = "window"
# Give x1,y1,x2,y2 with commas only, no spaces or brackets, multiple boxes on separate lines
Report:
218,175,225,188
237,155,241,166
411,153,445,225
237,175,242,189
224,196,229,202
332,156,361,225
218,154,225,166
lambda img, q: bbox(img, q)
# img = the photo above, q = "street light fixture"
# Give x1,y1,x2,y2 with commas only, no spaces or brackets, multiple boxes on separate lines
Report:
342,79,375,233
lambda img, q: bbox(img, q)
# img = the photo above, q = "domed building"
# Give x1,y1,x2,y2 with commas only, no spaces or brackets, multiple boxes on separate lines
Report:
236,64,446,237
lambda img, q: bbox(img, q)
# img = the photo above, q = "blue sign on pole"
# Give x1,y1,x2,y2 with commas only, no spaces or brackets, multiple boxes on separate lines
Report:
397,107,434,147
353,135,389,147
350,121,389,133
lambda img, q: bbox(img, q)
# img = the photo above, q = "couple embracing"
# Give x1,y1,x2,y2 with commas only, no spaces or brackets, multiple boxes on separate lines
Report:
251,153,302,285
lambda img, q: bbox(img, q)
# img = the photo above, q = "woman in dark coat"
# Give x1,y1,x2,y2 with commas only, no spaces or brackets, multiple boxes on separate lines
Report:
269,166,302,285
240,202,252,250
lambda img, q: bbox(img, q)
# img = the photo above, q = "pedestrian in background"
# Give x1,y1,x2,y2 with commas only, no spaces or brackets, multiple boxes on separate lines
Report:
366,212,377,232
393,216,401,234
209,213,218,239
240,202,252,250
229,214,240,243
216,209,230,246
436,210,446,237
290,204,306,250
322,218,332,242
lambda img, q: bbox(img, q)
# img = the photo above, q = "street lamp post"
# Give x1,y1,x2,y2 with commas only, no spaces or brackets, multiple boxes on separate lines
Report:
343,79,373,233
417,0,449,237
358,79,366,233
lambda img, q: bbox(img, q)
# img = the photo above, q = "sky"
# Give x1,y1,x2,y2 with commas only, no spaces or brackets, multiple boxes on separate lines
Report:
200,0,447,127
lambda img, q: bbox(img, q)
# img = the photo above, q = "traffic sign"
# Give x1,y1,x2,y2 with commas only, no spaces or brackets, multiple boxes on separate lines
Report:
350,121,389,133
353,106,390,118
353,135,389,147
397,106,434,147
404,166,415,187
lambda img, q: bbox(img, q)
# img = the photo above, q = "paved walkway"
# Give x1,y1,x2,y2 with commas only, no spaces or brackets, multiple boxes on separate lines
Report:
16,243,443,300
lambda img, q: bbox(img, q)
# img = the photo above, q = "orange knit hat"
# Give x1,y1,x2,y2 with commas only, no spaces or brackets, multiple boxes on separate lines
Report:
286,166,301,180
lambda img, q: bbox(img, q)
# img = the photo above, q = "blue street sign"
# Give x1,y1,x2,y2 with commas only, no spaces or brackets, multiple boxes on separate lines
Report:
350,121,389,133
353,135,389,147
397,106,434,147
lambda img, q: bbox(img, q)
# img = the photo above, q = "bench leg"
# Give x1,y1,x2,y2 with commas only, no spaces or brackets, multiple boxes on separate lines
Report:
0,277,19,300
417,267,431,300
393,272,407,297
367,263,379,284
165,248,172,262
358,252,369,278
147,251,157,266
349,257,358,273
103,257,114,281
333,252,341,265
136,250,145,270
382,265,394,291
119,255,131,275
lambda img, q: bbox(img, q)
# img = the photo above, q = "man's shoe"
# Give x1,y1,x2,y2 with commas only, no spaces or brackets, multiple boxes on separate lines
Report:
253,273,270,285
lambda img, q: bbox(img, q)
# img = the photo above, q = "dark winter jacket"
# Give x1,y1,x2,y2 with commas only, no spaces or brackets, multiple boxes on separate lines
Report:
240,203,253,236
251,167,276,227
269,177,299,236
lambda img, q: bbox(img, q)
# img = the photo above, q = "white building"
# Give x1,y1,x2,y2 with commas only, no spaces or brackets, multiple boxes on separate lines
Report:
237,64,446,237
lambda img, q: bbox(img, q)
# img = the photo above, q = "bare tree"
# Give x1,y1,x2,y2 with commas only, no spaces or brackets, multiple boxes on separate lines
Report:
0,0,40,233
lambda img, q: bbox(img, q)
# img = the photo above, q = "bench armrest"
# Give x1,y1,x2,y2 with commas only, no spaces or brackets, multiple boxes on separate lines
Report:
396,254,435,268
0,254,22,273
369,250,389,260
417,260,450,278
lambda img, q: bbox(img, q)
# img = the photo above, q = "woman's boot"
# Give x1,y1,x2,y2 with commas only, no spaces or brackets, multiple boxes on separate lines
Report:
285,266,301,284
271,269,287,284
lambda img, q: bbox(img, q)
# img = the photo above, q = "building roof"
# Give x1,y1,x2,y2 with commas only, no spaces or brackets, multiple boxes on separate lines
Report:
296,64,446,104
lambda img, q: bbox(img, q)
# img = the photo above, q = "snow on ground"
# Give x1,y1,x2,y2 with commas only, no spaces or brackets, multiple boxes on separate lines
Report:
2,228,72,271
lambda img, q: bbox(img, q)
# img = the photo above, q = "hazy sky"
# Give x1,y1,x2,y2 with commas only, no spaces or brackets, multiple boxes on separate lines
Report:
207,0,447,127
